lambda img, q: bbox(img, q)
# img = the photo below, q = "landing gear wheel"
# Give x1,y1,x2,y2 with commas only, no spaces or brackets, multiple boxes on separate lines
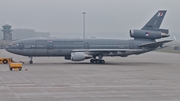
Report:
93,60,97,64
29,61,33,64
3,59,8,64
94,59,100,64
96,59,100,64
10,68,12,71
90,59,94,63
90,59,105,64
29,56,33,64
100,60,105,64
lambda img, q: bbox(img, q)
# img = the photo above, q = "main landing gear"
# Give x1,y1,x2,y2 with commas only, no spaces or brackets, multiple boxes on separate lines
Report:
90,54,105,64
90,59,105,64
29,57,33,64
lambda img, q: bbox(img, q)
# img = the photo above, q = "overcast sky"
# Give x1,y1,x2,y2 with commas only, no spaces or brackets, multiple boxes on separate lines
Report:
0,0,179,34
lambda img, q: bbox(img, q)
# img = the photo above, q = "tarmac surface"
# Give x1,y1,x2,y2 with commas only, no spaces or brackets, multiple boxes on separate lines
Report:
0,49,180,101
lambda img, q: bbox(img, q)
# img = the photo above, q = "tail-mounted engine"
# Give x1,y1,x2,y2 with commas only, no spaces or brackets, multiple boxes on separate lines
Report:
130,29,169,39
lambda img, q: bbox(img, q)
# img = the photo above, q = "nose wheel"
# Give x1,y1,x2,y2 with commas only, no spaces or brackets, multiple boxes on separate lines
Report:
29,61,33,64
29,57,33,64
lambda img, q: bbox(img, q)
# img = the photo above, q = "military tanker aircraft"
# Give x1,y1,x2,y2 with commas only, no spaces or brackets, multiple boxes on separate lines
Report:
5,10,172,64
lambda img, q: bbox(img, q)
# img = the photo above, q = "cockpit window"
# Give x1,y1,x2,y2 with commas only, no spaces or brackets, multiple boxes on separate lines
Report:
8,43,17,47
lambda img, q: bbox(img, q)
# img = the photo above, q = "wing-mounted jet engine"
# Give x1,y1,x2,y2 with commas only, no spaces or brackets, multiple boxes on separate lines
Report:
71,52,92,61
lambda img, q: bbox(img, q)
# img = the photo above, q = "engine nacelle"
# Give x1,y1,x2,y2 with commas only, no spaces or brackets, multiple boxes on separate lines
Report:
130,29,169,39
152,28,169,34
71,52,92,61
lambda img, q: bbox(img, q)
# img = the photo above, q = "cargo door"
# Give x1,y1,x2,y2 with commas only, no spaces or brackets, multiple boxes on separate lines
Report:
18,43,24,55
19,43,24,50
47,41,54,56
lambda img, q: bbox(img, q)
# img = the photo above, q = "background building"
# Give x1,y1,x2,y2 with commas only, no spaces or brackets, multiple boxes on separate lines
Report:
1,24,13,40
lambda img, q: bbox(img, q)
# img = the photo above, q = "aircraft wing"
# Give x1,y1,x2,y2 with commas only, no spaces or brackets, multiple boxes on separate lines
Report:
72,49,143,52
138,40,173,47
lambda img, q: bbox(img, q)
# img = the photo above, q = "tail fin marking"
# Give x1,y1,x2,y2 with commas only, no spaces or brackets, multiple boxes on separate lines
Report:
141,10,167,30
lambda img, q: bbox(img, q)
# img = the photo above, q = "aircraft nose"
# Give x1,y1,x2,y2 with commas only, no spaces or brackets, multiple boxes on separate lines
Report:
5,45,13,53
5,45,10,51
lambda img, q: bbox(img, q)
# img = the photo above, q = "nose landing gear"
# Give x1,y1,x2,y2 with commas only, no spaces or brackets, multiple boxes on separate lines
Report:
29,57,33,64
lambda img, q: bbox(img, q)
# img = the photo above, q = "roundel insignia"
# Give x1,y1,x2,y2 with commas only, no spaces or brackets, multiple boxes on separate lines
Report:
157,12,163,17
145,32,150,36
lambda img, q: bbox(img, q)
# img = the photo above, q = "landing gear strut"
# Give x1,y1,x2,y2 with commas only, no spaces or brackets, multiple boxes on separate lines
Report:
90,54,105,64
29,57,33,64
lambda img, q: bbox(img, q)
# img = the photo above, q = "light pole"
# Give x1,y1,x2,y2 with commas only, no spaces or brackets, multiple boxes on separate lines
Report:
83,12,86,39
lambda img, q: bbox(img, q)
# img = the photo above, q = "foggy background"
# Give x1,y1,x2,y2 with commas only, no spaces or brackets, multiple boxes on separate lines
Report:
0,0,179,40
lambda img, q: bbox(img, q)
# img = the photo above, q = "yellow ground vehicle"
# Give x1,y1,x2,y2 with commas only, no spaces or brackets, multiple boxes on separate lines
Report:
0,58,22,71
9,63,22,71
0,58,13,64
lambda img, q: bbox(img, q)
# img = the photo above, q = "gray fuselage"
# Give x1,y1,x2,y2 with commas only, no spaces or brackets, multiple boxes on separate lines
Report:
5,38,156,57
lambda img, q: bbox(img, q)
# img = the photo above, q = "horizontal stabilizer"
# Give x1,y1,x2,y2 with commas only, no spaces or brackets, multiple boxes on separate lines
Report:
139,40,173,47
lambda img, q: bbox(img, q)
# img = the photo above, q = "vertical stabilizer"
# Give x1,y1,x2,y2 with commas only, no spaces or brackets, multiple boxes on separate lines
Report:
141,10,167,30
